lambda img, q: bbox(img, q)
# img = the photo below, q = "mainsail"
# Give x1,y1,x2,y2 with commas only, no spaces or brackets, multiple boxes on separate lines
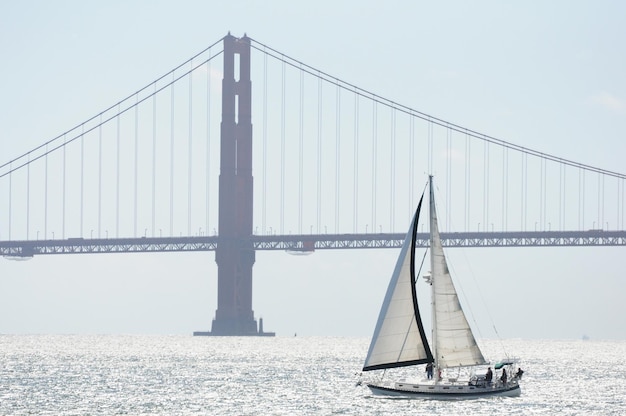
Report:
429,177,487,368
362,193,432,371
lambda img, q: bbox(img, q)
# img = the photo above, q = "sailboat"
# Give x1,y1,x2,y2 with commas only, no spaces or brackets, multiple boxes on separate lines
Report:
359,176,522,399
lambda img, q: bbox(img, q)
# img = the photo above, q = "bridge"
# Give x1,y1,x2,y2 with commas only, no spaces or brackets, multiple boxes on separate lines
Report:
1,34,625,336
2,230,626,258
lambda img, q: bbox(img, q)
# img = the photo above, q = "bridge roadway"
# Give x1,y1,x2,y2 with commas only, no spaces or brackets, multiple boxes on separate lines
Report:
1,230,625,258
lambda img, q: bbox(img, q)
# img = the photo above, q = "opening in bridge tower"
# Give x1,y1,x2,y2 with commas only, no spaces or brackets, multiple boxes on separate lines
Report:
194,33,274,336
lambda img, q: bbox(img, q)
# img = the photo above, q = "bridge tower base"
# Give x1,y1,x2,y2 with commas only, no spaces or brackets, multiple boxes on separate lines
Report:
193,318,275,337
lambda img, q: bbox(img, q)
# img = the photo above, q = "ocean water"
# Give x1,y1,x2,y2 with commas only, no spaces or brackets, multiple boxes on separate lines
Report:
0,336,624,415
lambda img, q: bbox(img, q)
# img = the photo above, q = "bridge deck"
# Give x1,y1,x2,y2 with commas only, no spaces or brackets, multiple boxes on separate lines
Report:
2,230,625,258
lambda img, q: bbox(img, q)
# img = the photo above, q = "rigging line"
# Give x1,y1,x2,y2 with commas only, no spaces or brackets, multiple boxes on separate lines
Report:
447,222,507,352
414,245,429,284
1,39,225,171
249,40,626,180
0,52,224,179
412,180,430,271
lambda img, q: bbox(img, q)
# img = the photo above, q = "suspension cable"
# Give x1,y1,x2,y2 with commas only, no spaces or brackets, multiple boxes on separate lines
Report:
0,49,224,178
249,38,626,181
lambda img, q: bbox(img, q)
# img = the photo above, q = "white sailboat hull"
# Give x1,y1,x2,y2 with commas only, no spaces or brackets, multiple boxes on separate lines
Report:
366,380,521,400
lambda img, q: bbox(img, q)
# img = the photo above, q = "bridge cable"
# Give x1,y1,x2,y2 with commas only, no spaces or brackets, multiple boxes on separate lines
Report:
353,91,359,233
170,72,176,237
206,56,212,237
152,82,157,237
248,38,626,181
98,113,103,237
298,66,304,234
280,58,286,235
372,101,377,235
262,47,268,236
188,60,193,237
134,94,139,238
116,104,121,238
335,81,341,233
317,74,323,234
390,107,396,232
1,38,225,175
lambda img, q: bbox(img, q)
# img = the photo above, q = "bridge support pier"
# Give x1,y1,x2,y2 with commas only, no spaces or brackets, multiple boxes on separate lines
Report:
194,33,274,337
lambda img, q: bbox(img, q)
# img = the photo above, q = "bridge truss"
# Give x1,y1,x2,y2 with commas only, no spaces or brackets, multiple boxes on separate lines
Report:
2,230,625,258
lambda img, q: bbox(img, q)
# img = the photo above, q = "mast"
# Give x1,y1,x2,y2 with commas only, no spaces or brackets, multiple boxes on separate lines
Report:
428,175,439,379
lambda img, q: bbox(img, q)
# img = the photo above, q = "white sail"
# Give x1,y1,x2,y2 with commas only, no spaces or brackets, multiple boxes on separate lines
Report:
362,196,432,371
429,180,487,368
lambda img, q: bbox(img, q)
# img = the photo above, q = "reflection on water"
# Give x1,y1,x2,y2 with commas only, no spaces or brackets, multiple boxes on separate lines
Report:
0,336,624,415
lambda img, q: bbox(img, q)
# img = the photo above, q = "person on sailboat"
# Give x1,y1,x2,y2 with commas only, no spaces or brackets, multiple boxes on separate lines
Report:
425,362,434,379
500,368,508,384
486,367,493,384
514,368,524,380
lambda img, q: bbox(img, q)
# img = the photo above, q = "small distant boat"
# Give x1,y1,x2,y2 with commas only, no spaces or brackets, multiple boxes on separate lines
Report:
359,176,522,400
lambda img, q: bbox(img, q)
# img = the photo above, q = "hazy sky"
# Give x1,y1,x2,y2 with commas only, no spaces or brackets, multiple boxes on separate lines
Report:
1,1,625,340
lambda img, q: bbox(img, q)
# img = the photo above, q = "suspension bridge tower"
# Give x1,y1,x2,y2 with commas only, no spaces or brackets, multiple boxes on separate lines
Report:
194,34,274,336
